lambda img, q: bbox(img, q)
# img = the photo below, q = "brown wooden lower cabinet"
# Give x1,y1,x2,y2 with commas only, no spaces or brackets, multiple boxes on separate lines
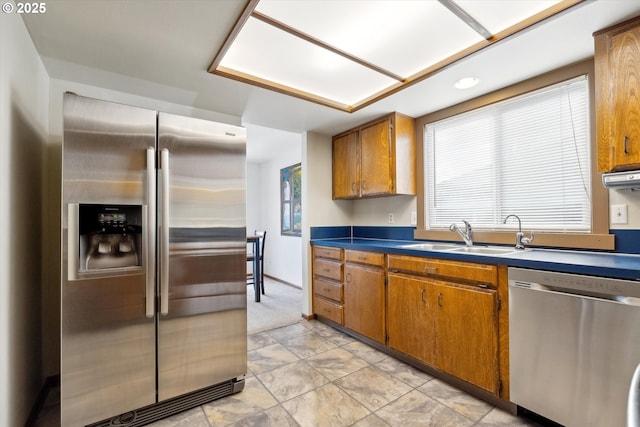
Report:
344,263,385,344
433,281,498,394
386,273,434,364
312,245,344,325
387,272,499,394
312,245,505,398
313,294,344,324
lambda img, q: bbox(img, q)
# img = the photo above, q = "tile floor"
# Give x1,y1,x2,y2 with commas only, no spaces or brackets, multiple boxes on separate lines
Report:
36,319,543,426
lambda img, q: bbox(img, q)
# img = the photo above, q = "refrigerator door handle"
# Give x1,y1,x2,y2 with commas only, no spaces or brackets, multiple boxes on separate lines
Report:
160,148,170,315
630,362,640,427
145,148,156,318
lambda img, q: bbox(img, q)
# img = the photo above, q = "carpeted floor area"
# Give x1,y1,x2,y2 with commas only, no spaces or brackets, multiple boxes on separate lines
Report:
247,277,303,334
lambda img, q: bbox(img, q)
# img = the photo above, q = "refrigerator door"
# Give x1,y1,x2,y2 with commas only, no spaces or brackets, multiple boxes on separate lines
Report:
157,112,247,401
61,94,157,426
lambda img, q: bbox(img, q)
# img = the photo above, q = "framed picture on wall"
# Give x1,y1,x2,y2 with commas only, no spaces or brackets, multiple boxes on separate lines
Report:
281,163,301,236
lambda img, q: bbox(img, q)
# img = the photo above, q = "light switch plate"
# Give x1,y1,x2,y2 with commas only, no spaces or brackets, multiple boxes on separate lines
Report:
611,204,628,224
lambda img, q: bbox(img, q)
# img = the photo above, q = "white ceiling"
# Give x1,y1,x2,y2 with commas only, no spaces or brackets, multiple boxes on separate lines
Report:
20,0,640,162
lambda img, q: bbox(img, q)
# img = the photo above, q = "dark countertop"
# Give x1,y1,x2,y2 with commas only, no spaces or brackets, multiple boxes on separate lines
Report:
310,238,640,281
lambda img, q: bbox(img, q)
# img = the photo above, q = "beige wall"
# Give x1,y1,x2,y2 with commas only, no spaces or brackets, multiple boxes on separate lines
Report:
352,195,417,227
1,5,50,426
246,134,304,287
608,189,640,229
302,131,352,315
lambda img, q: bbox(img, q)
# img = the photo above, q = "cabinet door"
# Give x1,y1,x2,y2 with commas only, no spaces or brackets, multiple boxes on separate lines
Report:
332,131,360,199
611,25,640,169
387,273,435,365
360,119,392,196
344,264,385,344
432,282,499,394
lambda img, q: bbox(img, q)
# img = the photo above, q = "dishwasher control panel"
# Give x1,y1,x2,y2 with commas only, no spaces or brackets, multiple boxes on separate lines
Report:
508,267,640,300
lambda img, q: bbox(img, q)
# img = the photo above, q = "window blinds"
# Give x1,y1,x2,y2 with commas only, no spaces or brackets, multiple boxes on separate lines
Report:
425,76,591,232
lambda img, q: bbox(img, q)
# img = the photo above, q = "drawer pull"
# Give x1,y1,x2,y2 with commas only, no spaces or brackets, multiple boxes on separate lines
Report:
425,266,438,274
438,293,443,307
624,135,629,154
346,272,351,282
421,289,425,303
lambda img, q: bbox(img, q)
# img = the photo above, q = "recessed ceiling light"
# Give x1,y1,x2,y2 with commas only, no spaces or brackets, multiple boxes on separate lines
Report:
454,77,479,89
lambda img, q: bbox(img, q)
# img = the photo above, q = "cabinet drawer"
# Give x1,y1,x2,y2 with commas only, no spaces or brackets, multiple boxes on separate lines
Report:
314,246,343,261
313,277,343,303
345,250,384,266
387,254,497,285
313,258,343,281
313,296,344,324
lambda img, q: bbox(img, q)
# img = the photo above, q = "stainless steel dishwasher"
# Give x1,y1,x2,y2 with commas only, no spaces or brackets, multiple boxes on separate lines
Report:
508,267,640,427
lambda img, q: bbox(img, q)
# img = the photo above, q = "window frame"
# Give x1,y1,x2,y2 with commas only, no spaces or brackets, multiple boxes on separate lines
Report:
280,162,302,237
414,59,613,250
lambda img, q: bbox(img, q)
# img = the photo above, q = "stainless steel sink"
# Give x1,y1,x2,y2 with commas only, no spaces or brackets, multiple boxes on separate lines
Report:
400,242,517,255
400,243,458,251
448,246,515,255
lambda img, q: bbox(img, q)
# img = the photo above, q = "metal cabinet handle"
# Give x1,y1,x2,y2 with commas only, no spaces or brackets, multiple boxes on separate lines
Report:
624,136,629,154
145,148,156,318
438,293,443,307
346,272,352,283
424,266,438,274
160,148,170,315
420,289,425,303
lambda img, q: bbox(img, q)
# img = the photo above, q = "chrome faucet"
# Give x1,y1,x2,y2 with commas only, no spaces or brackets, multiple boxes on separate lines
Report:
503,214,534,249
449,220,473,246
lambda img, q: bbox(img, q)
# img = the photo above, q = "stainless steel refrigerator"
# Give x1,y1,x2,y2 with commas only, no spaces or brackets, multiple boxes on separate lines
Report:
61,93,247,426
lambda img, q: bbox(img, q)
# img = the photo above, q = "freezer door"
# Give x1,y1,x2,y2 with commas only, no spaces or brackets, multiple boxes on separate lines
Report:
61,94,157,426
157,112,247,401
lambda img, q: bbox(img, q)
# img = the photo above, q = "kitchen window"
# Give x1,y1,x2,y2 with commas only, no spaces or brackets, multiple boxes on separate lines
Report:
415,60,613,249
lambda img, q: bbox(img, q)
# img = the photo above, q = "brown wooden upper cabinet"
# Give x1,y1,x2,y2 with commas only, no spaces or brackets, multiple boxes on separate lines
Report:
595,16,640,172
332,112,416,199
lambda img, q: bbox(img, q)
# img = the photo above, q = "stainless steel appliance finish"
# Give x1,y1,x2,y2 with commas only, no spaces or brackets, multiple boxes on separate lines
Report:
509,267,640,427
62,93,247,426
630,362,640,427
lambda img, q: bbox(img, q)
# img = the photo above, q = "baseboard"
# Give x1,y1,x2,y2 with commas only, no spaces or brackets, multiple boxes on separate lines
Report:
264,274,301,289
25,375,59,427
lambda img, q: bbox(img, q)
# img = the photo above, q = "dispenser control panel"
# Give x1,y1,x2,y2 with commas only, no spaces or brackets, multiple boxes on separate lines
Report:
78,204,143,271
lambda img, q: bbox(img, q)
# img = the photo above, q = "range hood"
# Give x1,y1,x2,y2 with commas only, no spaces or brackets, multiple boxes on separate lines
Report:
602,170,640,190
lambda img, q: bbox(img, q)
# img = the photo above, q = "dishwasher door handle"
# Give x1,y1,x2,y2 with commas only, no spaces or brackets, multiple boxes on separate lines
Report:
630,362,640,427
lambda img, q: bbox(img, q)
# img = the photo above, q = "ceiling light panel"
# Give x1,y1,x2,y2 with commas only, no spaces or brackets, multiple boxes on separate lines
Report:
219,16,397,106
456,0,562,34
255,0,485,78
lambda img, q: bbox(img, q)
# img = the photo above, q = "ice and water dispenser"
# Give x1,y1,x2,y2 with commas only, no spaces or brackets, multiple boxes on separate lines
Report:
77,204,143,272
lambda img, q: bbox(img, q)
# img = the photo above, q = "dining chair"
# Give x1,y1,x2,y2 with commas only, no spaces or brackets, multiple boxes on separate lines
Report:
247,230,266,295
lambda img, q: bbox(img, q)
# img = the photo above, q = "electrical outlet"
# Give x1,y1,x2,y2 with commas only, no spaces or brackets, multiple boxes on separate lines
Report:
410,211,417,225
611,204,628,224
388,213,394,224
